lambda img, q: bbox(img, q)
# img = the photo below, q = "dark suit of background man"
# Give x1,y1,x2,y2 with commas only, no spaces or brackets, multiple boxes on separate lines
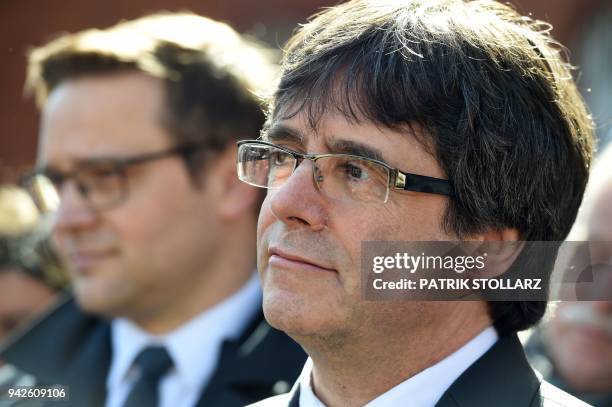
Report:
1,12,305,407
236,0,595,406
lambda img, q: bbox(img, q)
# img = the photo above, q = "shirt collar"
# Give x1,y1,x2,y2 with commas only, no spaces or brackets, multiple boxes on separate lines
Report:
107,273,261,393
299,326,498,407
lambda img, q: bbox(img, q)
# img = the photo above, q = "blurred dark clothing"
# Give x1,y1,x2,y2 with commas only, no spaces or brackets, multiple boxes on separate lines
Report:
525,328,612,407
0,294,306,407
0,364,42,407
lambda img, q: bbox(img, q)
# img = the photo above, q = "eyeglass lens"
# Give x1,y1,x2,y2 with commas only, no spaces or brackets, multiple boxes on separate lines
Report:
23,165,125,213
238,143,391,203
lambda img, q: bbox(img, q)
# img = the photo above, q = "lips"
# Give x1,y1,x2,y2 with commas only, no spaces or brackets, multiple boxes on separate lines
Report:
66,250,116,273
268,246,336,273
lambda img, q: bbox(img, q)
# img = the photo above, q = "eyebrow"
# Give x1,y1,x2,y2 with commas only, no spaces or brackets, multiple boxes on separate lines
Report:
264,123,387,163
328,139,385,162
263,123,305,145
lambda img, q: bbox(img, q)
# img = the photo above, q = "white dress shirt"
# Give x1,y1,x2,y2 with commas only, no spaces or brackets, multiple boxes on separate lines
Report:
105,273,262,407
298,326,499,407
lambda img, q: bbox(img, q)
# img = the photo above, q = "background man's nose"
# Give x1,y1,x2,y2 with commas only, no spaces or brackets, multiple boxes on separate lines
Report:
53,182,98,232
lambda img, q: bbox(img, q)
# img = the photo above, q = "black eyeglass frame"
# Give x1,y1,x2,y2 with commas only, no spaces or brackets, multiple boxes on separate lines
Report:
21,143,206,212
236,140,454,200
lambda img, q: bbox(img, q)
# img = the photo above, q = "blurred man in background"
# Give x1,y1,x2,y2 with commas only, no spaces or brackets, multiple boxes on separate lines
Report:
1,12,305,407
527,143,612,406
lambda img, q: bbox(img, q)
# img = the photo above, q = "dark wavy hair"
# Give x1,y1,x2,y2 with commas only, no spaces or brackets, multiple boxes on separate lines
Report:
267,0,594,335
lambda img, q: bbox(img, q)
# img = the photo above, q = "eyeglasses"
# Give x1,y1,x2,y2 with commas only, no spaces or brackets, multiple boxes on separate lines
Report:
21,144,205,213
236,140,453,204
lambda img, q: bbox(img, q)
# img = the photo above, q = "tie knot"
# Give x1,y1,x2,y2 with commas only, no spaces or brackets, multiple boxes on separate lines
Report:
133,346,173,379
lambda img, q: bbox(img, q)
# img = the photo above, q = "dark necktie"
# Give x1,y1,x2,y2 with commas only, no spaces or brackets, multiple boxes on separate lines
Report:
122,346,174,407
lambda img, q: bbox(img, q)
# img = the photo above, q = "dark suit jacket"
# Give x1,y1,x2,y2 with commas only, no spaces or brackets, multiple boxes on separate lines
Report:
250,334,590,407
0,294,307,407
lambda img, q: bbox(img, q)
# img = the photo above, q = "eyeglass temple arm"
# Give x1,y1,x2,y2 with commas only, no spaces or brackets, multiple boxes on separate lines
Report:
120,144,204,167
395,172,454,197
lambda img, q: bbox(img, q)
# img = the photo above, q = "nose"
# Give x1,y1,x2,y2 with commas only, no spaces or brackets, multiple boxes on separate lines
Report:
268,159,328,231
53,181,98,233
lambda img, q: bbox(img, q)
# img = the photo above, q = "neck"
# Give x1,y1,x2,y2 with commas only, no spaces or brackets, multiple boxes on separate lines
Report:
307,302,491,407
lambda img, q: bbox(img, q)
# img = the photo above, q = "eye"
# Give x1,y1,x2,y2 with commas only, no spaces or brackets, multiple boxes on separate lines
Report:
77,165,121,193
89,167,117,178
270,150,292,166
343,161,369,181
43,170,65,189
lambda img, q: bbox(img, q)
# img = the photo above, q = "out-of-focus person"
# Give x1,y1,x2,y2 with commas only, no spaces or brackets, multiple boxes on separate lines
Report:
527,143,612,407
1,12,305,407
0,185,68,343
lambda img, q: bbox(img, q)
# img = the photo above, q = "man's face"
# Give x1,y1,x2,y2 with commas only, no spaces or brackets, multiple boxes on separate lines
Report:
257,111,455,341
547,181,612,391
38,72,221,320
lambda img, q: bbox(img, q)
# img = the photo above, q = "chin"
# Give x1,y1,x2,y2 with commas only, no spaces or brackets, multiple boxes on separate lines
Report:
262,288,342,342
72,278,131,318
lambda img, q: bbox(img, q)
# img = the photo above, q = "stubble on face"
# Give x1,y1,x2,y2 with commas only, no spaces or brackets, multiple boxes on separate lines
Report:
256,111,457,351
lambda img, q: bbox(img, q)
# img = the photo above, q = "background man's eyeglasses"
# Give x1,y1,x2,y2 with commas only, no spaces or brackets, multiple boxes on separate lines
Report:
236,140,454,204
21,144,205,213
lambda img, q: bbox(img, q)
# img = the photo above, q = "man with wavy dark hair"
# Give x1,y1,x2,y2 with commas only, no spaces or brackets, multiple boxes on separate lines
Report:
240,0,594,406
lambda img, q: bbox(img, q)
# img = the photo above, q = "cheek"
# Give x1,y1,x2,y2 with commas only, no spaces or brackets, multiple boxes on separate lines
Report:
102,199,191,280
257,197,273,241
331,199,451,287
384,195,451,240
107,205,161,248
256,197,275,266
112,172,198,246
332,201,404,255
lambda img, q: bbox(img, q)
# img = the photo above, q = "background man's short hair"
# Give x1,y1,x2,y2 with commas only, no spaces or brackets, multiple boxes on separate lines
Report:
27,12,278,180
268,0,594,335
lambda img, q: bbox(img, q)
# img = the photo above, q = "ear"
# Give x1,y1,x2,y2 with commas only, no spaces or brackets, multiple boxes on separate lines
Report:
208,144,260,221
469,228,523,278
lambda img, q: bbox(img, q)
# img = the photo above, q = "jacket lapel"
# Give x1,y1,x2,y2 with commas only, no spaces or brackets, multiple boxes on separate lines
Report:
195,312,306,406
436,334,540,407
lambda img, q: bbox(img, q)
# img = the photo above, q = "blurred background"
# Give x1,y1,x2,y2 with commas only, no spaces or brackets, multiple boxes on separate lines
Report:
0,0,611,183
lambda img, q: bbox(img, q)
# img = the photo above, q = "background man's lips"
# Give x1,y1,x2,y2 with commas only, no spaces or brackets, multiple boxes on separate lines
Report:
68,251,116,272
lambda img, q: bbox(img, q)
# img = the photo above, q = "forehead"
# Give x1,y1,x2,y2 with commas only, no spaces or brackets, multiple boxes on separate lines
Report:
267,111,446,178
38,71,170,168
